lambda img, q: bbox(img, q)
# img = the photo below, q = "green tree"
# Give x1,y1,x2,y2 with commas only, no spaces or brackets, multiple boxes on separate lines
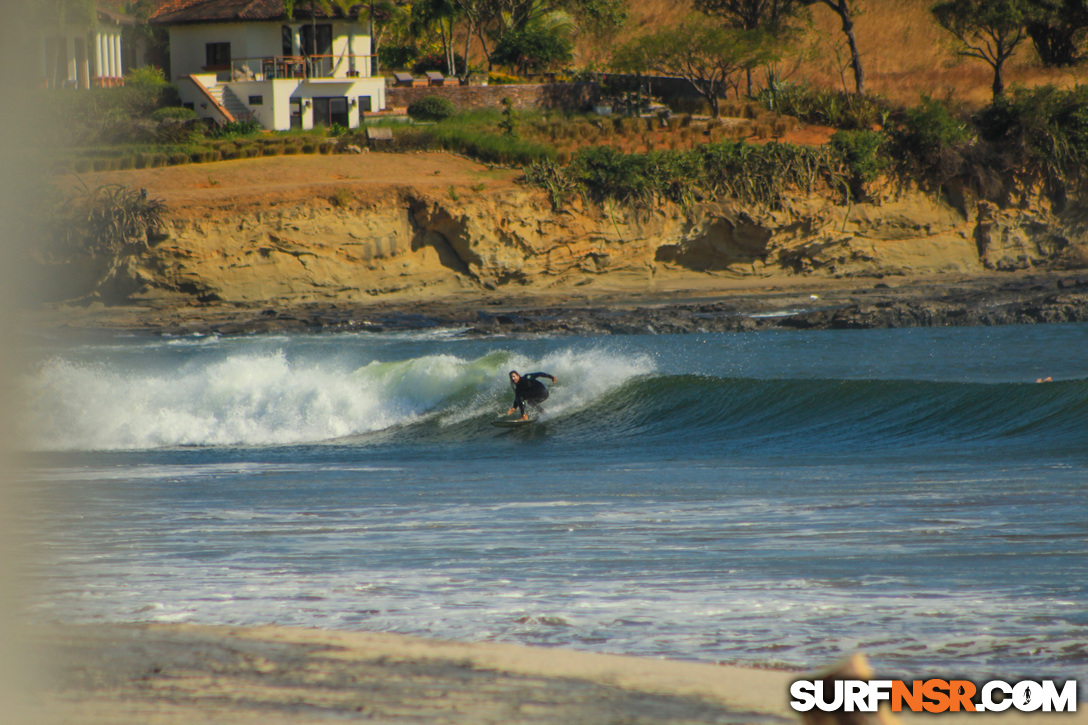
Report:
692,0,798,30
614,19,776,118
1025,0,1088,66
412,0,462,77
693,0,798,96
932,0,1035,99
492,21,574,74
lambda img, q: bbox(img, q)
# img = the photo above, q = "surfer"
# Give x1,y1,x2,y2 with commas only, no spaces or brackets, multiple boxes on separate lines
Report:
507,370,557,420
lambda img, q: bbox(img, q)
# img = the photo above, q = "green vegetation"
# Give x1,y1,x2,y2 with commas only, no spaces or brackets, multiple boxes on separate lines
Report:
491,24,575,75
527,141,837,210
407,95,458,122
206,119,262,139
974,84,1088,195
760,84,891,130
516,83,1088,211
613,18,777,118
830,129,888,198
931,0,1035,99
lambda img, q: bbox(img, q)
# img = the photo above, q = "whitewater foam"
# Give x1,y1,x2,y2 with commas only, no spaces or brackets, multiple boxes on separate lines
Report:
21,343,657,451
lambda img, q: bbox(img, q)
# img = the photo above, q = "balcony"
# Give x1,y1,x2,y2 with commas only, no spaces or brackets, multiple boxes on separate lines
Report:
227,54,375,83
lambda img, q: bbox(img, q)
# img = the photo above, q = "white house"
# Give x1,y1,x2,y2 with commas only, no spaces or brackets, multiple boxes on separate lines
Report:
41,2,134,90
150,0,386,130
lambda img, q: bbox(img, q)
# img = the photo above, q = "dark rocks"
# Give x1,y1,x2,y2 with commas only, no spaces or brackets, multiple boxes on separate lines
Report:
50,273,1088,338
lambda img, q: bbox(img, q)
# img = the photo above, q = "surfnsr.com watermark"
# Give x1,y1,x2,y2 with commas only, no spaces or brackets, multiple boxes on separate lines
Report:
790,679,1078,713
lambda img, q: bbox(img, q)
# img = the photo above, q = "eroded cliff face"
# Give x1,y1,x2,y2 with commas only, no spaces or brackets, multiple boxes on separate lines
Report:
115,184,1087,305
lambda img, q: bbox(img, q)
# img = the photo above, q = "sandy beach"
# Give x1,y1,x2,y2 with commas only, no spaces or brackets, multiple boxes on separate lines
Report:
14,623,1083,725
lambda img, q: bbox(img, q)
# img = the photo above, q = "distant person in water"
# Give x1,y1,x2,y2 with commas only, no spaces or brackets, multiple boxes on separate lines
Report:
507,370,557,420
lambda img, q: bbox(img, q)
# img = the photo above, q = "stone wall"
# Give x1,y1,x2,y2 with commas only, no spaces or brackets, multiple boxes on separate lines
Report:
386,82,599,113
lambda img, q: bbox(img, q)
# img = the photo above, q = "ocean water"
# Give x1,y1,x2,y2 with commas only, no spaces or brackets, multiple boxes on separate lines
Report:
16,323,1088,682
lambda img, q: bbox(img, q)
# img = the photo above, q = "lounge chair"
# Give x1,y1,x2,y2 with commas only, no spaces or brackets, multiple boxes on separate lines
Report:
393,71,426,87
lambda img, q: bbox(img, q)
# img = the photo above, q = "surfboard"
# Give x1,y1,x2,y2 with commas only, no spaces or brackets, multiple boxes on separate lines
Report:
491,417,537,428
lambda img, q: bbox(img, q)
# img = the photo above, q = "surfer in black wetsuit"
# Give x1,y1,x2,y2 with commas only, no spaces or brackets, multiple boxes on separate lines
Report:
507,370,557,420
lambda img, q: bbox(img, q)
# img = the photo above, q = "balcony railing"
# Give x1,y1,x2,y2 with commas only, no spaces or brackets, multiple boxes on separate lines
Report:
227,54,375,83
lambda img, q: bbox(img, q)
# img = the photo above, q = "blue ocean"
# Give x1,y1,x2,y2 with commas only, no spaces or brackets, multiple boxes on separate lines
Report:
18,322,1088,682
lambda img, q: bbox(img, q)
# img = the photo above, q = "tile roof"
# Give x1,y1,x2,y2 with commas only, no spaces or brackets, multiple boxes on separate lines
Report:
149,0,358,24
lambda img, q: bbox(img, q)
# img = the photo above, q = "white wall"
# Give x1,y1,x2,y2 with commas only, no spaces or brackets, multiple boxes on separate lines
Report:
218,76,385,130
167,19,372,82
168,22,279,80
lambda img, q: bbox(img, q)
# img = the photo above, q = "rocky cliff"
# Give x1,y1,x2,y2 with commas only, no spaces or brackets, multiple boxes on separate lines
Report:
112,181,1085,307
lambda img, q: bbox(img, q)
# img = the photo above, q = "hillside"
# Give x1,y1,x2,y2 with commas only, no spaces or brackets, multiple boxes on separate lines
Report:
578,0,1086,106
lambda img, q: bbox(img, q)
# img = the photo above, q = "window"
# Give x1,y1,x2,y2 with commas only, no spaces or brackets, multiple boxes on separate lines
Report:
300,24,333,76
205,42,231,69
249,95,264,106
358,96,372,113
313,97,349,128
281,25,293,56
299,24,332,56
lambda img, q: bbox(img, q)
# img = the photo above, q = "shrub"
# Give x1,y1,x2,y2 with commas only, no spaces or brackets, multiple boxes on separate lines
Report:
764,84,891,130
974,84,1088,186
527,142,836,210
570,145,657,204
157,119,201,145
407,95,456,122
488,71,523,85
830,129,890,199
669,96,711,116
898,97,971,156
890,96,972,181
206,119,262,138
379,44,418,70
150,106,199,122
491,26,573,75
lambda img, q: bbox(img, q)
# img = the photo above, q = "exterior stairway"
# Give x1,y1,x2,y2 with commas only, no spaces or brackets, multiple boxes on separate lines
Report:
219,85,253,121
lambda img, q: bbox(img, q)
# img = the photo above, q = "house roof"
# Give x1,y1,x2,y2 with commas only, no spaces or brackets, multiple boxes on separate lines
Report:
149,0,361,24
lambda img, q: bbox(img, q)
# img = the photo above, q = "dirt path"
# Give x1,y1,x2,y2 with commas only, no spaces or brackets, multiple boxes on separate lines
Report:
65,152,521,212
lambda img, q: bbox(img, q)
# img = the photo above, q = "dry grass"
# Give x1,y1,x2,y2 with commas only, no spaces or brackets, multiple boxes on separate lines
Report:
577,0,1088,109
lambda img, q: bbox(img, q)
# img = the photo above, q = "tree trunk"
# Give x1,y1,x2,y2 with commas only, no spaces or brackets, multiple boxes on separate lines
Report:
462,24,473,83
706,89,720,118
837,3,865,95
992,57,1006,98
811,0,865,95
369,2,380,73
